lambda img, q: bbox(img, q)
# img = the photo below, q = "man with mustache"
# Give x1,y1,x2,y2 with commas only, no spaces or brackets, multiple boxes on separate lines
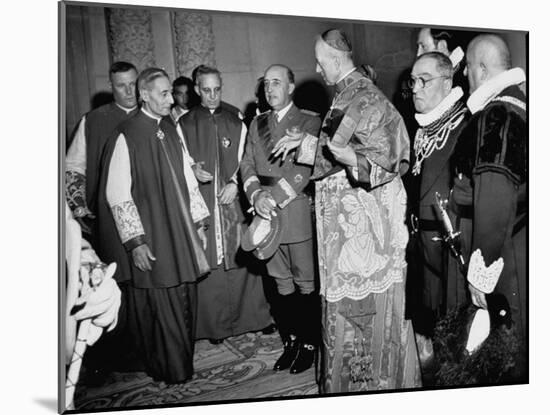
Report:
240,64,321,374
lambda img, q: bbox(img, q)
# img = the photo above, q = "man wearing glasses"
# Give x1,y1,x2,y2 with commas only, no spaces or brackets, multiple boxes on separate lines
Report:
407,52,470,374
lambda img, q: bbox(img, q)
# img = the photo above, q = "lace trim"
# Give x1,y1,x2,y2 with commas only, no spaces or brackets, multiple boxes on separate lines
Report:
412,102,467,175
466,249,504,294
65,170,88,212
111,200,145,243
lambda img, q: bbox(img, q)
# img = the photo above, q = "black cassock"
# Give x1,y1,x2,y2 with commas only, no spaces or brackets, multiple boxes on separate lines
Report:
96,110,208,383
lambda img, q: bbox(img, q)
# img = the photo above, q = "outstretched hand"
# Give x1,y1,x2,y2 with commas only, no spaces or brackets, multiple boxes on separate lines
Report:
271,128,305,161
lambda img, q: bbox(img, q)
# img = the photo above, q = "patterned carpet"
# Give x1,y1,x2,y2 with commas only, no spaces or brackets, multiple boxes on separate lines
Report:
74,331,318,411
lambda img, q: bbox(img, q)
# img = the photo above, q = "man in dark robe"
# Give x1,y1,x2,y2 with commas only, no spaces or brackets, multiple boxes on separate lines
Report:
181,65,272,344
65,61,138,246
407,52,470,371
450,34,527,381
96,68,209,383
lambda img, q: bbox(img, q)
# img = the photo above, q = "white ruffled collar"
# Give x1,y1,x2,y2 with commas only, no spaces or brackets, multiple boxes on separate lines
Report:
415,87,464,126
466,67,526,114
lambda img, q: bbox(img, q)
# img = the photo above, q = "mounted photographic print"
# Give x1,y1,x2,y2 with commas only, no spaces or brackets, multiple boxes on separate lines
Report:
59,0,528,413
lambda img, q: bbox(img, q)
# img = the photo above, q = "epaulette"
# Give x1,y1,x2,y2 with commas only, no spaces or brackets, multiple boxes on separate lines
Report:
300,109,319,117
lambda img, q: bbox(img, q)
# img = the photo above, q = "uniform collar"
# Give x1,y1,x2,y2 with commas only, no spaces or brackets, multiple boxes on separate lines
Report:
273,101,293,122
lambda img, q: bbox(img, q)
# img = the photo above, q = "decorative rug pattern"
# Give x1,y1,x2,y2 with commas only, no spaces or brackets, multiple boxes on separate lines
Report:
74,331,318,410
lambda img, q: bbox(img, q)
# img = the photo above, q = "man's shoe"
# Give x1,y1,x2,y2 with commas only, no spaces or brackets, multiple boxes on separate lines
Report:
273,337,299,371
209,338,224,345
289,343,315,374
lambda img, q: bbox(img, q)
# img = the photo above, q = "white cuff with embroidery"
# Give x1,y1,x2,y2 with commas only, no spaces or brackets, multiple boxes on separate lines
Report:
466,249,504,294
111,200,145,244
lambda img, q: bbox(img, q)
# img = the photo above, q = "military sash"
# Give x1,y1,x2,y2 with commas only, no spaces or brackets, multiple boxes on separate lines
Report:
257,112,275,159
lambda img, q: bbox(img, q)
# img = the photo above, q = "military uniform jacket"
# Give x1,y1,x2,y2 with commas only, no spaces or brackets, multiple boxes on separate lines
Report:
240,104,321,244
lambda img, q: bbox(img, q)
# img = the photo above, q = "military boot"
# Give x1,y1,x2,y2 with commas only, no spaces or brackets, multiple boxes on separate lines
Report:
290,292,320,374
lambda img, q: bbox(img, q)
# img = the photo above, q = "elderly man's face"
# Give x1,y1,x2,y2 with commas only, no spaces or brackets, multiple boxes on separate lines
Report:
196,73,222,110
315,40,340,85
264,66,294,111
141,76,174,118
111,69,138,109
411,57,451,114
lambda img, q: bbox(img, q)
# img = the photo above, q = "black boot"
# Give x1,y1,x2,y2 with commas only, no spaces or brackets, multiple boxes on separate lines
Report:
273,292,299,371
290,292,320,374
274,334,300,371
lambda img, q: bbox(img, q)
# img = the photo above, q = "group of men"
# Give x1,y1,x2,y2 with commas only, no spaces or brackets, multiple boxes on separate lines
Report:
65,26,526,392
406,28,526,380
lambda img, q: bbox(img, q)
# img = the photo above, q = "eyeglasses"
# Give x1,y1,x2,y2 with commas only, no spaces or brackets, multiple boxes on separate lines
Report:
407,75,449,89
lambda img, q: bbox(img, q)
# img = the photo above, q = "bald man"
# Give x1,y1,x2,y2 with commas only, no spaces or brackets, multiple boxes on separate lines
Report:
449,34,527,382
273,29,421,392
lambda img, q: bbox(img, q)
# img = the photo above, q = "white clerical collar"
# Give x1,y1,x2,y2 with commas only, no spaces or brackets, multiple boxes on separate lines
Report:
466,67,526,114
415,87,464,126
116,102,137,114
141,107,162,123
449,47,464,69
274,102,293,121
335,67,357,85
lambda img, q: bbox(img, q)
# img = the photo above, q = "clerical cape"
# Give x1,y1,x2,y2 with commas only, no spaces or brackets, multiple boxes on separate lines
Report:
96,111,207,288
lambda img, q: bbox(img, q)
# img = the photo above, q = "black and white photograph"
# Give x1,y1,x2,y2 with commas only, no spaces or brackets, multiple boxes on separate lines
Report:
3,0,546,414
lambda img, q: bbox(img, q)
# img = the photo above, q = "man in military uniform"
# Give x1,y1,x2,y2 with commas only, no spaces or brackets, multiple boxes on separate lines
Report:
450,34,527,381
65,61,138,245
408,52,470,370
273,30,421,392
240,64,321,374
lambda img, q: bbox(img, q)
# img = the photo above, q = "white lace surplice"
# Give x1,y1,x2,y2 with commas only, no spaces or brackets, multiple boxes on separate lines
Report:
316,172,408,302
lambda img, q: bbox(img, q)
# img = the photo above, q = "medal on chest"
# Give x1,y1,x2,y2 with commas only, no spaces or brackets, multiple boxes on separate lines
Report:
221,136,231,148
